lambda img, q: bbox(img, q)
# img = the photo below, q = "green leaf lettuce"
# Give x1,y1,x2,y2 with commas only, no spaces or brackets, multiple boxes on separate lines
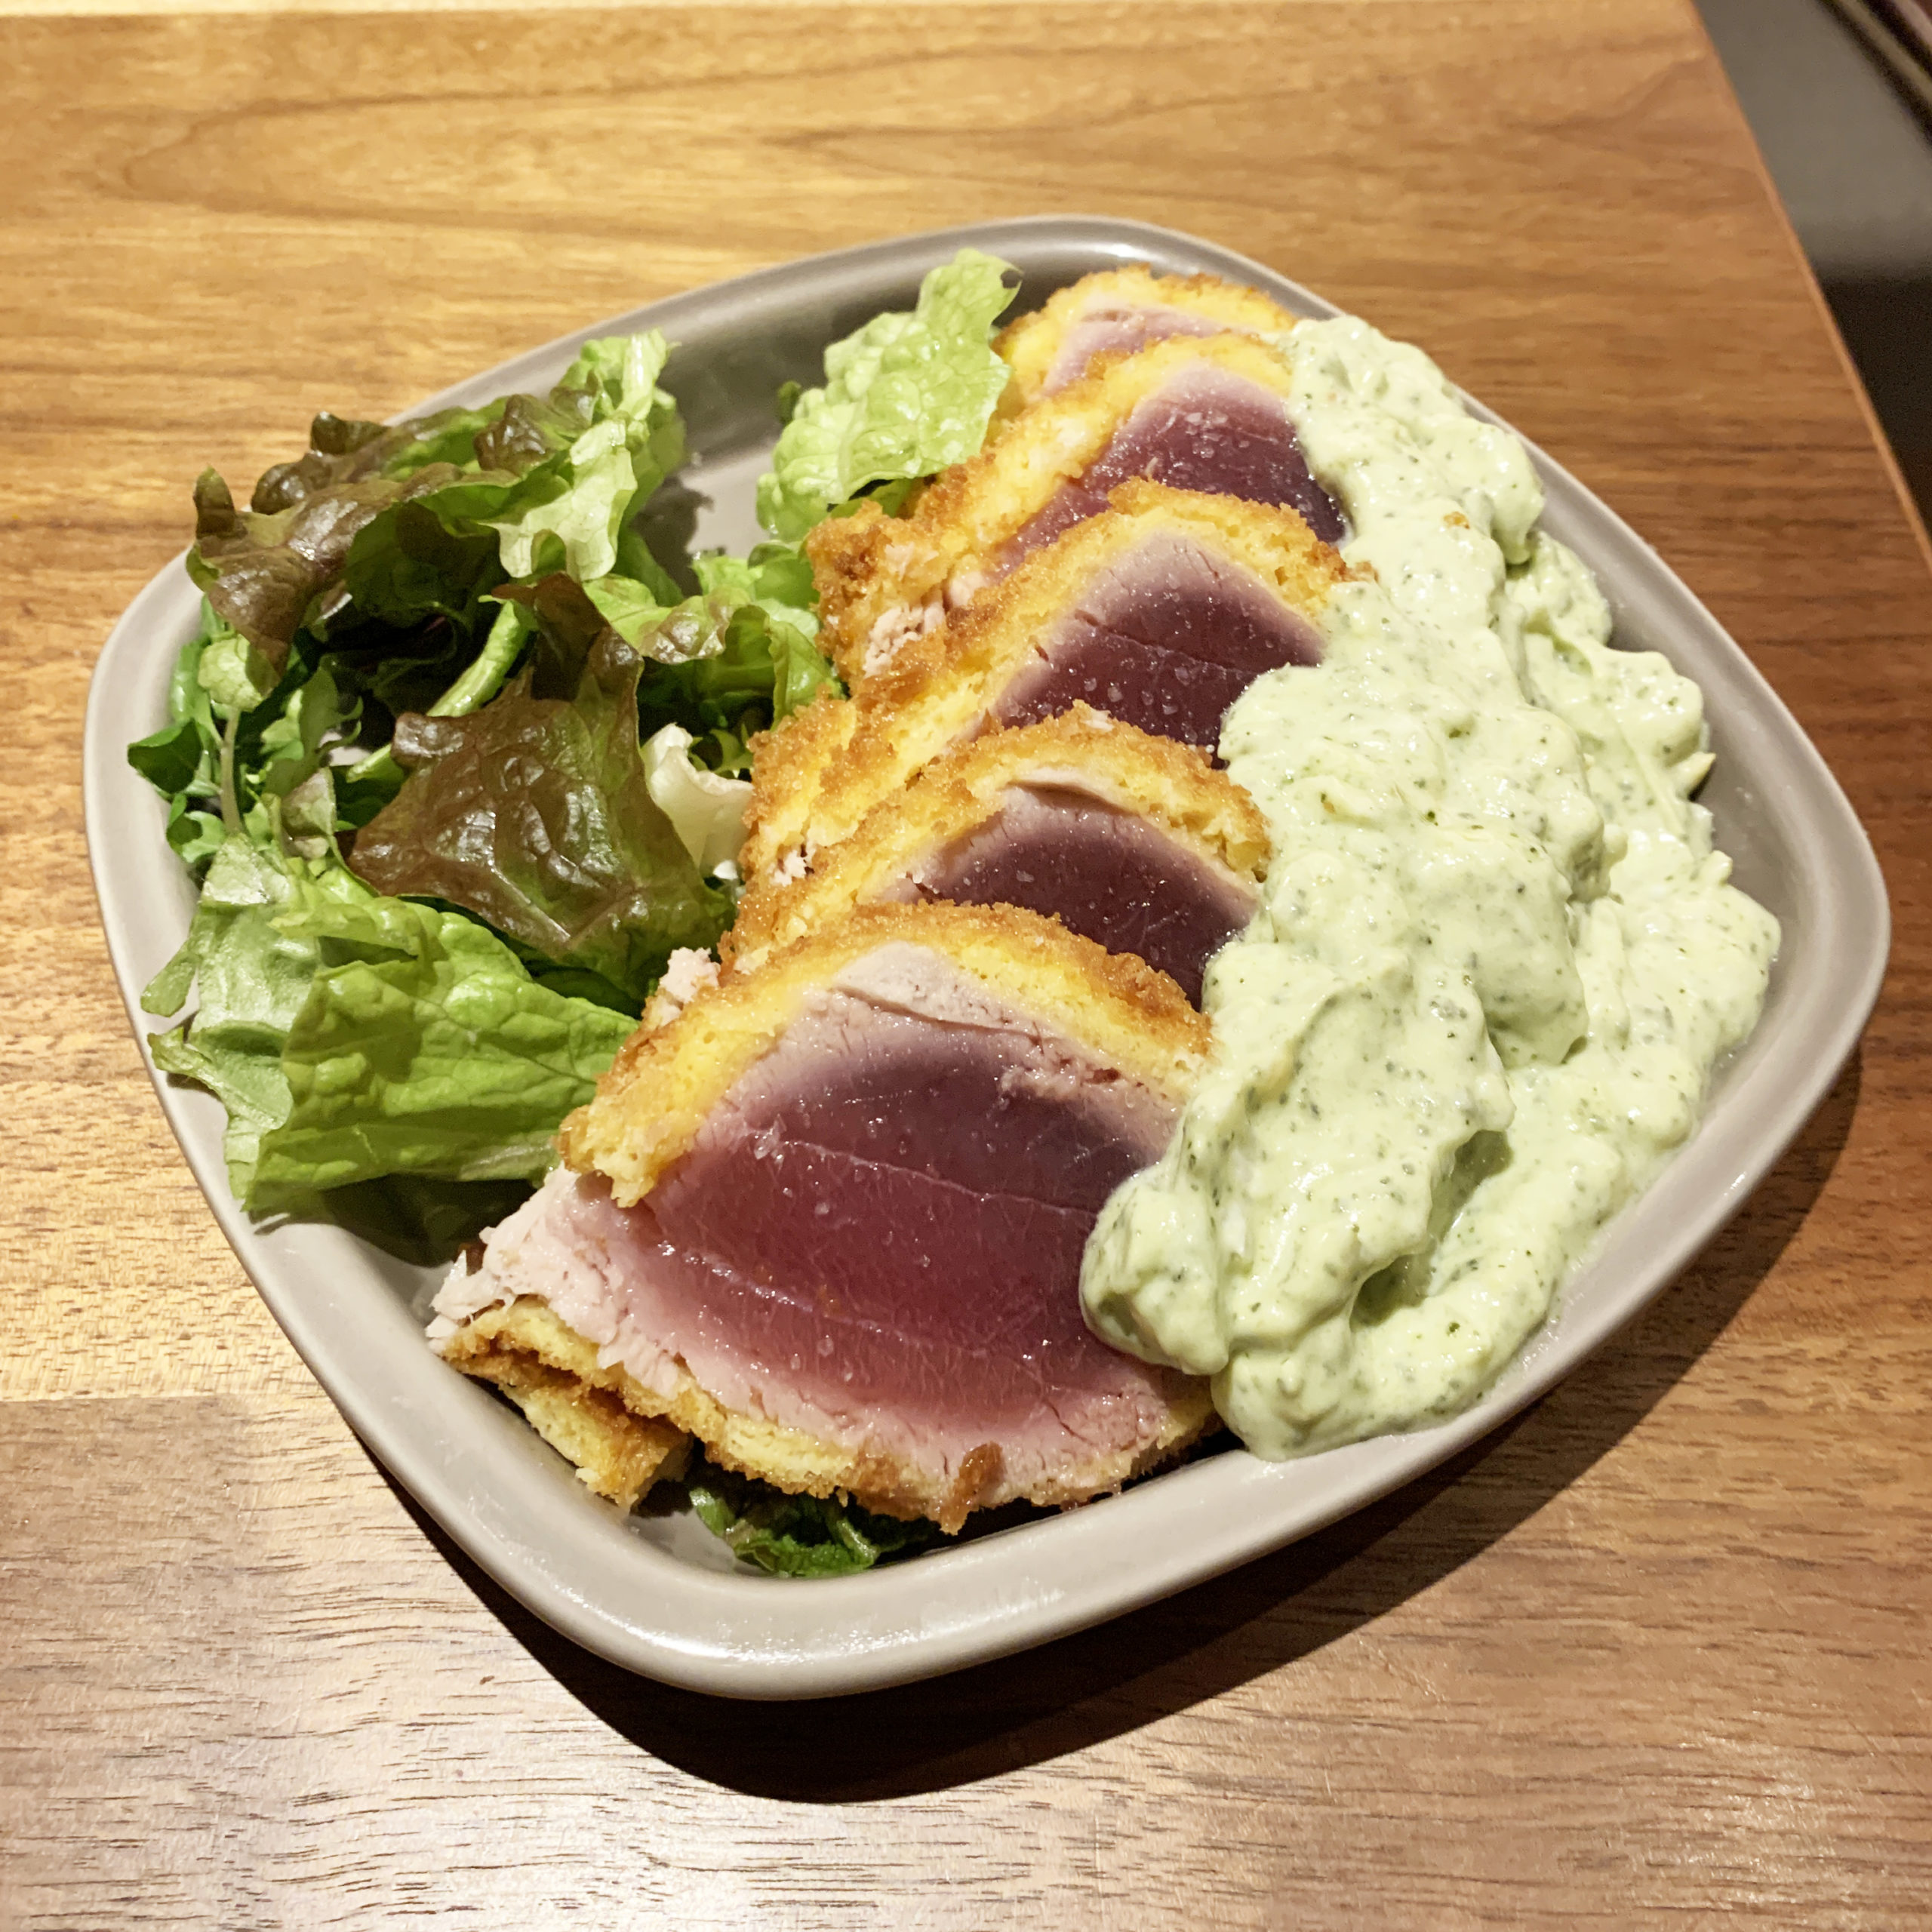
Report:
251,888,635,1196
755,248,1017,542
143,829,633,1204
143,835,374,1198
187,331,684,673
187,403,500,675
347,626,734,1001
685,1456,943,1577
480,331,683,583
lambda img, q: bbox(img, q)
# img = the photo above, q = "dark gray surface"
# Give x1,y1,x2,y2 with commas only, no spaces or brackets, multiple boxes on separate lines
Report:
1697,0,1932,515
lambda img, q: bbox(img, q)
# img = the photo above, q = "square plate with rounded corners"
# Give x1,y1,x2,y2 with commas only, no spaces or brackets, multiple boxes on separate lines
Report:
85,217,1889,1700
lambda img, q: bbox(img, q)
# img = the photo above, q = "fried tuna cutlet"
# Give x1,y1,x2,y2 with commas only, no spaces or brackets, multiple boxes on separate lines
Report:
727,706,1269,1003
744,481,1351,892
434,901,1214,1531
995,264,1301,407
808,332,1343,685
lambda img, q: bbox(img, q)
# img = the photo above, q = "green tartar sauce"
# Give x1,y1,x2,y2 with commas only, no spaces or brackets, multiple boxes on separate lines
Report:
1080,315,1780,1460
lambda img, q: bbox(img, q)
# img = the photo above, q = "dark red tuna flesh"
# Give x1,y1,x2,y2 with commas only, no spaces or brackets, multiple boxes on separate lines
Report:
1042,305,1225,392
989,531,1324,752
1002,366,1346,566
614,960,1185,1456
900,786,1256,1004
433,955,1200,1503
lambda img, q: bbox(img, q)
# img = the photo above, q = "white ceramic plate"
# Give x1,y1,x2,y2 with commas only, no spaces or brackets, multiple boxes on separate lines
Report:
84,217,1890,1700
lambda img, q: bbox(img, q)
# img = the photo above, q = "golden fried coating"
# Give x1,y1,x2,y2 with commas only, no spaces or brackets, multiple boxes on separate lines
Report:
452,1295,1214,1533
745,481,1352,891
562,896,1211,1208
742,685,857,891
995,265,1300,408
807,332,1309,683
441,279,1334,1537
726,705,1270,968
438,1297,691,1509
437,1284,992,1527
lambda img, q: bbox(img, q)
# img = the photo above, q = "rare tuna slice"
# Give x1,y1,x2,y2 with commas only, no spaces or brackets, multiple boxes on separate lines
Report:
809,333,1345,685
435,903,1215,1531
995,264,1301,402
728,706,1270,1006
988,524,1324,746
905,788,1251,1003
998,367,1345,565
741,482,1346,891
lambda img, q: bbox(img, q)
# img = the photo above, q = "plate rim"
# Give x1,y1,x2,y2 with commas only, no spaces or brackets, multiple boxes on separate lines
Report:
82,214,1892,1700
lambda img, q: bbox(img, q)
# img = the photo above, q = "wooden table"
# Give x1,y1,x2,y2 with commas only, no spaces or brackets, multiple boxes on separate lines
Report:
5,2,1928,1921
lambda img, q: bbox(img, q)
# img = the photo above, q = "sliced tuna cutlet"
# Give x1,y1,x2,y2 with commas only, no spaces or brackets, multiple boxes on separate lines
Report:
727,706,1269,1005
810,332,1343,685
435,902,1214,1532
995,264,1300,407
744,481,1347,891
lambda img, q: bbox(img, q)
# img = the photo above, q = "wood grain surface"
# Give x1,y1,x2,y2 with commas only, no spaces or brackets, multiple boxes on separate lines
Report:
3,2,1929,1924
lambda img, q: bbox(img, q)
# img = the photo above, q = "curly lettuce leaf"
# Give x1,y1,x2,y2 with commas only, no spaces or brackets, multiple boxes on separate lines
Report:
187,467,368,675
143,834,373,1197
691,541,819,637
685,1457,943,1577
208,411,503,654
755,248,1017,542
580,572,670,645
635,601,838,773
249,407,503,514
337,497,506,637
475,330,682,583
764,610,841,721
346,628,732,1001
130,601,372,878
331,332,682,625
544,562,837,772
143,829,632,1204
248,662,358,820
250,888,635,1197
128,614,228,870
189,331,683,670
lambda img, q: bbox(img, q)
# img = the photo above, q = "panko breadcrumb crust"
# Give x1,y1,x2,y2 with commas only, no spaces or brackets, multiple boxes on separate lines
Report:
438,1297,692,1509
724,703,1270,969
561,897,1211,1208
993,265,1300,409
744,480,1353,888
808,331,1317,683
444,1291,1217,1533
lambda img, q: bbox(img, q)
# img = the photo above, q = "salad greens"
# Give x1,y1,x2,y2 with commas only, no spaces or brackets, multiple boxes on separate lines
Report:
685,1457,943,1577
349,628,731,1004
144,826,638,1205
252,886,641,1199
145,833,365,1201
757,248,1018,542
129,252,1022,1572
133,325,829,1171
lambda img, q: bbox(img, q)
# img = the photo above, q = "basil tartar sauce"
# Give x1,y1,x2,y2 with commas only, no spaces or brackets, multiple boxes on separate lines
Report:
1080,316,1779,1459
